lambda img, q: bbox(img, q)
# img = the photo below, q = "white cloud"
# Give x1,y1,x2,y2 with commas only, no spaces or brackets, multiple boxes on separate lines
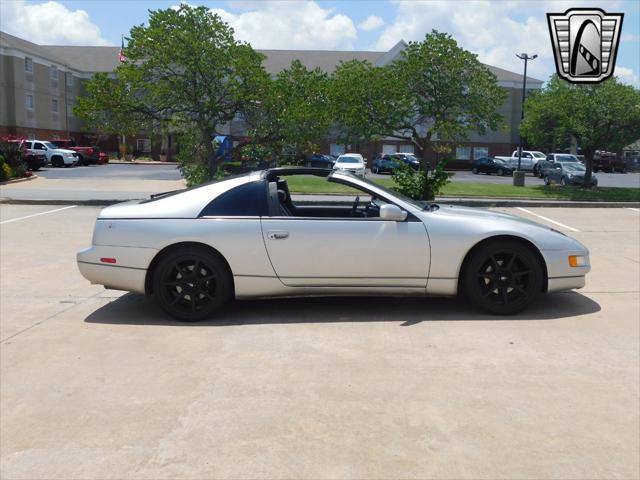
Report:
615,66,640,87
374,0,631,82
358,15,384,32
209,1,357,50
0,0,110,46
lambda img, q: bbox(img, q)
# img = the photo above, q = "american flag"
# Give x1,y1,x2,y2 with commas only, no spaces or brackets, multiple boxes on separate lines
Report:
118,36,127,63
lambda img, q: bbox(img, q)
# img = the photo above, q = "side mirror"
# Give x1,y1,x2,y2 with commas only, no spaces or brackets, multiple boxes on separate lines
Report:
380,204,407,221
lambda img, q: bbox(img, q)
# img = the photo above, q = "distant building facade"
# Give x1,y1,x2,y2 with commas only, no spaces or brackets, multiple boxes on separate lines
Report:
0,31,543,163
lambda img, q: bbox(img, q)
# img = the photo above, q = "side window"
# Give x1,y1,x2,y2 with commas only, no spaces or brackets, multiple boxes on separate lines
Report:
34,142,45,150
199,181,268,217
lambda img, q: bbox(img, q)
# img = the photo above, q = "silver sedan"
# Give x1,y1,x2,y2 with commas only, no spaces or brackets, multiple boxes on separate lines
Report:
77,168,590,321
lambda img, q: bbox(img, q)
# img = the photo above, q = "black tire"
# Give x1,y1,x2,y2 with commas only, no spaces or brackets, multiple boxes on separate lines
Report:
497,168,504,176
544,175,550,185
51,156,63,168
471,167,478,174
463,240,543,315
152,246,232,322
372,167,379,174
560,177,567,186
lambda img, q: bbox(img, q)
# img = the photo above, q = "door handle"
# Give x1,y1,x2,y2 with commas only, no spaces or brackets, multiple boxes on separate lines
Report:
267,231,289,240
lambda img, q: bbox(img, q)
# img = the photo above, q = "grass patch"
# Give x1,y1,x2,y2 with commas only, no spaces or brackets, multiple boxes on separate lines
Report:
286,175,640,202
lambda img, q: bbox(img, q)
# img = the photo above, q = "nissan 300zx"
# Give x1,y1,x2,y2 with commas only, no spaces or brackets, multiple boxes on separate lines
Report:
77,168,590,321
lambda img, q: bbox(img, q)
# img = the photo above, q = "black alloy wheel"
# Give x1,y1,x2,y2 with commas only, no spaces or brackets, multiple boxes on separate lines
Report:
152,247,231,321
463,241,542,315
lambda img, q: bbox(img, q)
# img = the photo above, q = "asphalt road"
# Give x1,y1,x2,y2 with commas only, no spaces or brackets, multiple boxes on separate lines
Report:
1,204,638,479
37,163,640,188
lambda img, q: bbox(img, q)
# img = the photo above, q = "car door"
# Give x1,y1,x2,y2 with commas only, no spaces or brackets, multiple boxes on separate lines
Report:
261,201,430,288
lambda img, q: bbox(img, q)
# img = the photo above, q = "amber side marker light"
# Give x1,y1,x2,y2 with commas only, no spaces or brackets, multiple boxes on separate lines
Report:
568,255,586,267
100,258,117,264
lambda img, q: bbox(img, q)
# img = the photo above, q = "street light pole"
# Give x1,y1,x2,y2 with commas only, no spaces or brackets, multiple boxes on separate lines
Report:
514,52,537,186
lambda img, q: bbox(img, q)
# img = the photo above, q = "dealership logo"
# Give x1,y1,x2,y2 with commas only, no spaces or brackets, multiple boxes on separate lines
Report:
547,8,623,84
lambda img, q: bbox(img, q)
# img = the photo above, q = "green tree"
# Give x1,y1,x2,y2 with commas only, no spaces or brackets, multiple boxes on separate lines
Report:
242,60,332,160
521,75,640,186
75,4,268,177
331,31,507,172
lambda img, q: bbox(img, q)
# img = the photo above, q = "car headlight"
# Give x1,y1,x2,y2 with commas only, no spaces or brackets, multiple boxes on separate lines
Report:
567,174,574,178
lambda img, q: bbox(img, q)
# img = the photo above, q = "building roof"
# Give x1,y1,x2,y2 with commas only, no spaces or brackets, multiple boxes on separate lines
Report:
1,30,543,83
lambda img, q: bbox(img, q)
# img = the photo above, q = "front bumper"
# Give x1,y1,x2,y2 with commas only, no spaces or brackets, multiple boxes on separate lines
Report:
541,249,591,293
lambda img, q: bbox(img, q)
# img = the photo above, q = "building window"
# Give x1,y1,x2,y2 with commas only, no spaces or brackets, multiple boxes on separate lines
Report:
25,94,34,110
66,73,73,87
456,146,471,160
473,147,488,159
399,144,415,154
50,66,59,81
51,98,59,113
136,138,151,153
25,57,33,72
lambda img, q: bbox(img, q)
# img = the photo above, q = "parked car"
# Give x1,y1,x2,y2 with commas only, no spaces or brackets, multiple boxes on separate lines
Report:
23,140,78,167
544,162,598,186
2,137,47,171
371,153,421,174
471,157,514,176
50,138,101,166
536,153,582,178
306,154,335,169
77,167,591,321
496,150,546,174
333,153,366,177
594,151,627,173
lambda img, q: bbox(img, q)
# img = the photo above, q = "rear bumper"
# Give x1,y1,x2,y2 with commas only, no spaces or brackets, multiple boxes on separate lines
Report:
77,245,158,294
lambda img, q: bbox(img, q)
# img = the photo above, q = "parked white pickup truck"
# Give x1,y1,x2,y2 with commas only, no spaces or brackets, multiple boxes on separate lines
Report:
23,140,79,167
495,150,546,174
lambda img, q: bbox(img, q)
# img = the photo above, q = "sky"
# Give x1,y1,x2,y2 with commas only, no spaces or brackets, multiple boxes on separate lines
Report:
0,0,638,85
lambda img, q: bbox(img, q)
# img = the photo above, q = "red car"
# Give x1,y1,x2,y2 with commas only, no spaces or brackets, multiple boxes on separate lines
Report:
50,138,102,166
593,151,627,173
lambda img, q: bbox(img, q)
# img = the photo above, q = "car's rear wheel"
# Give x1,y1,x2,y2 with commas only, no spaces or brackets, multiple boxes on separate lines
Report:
372,166,379,174
463,240,543,315
497,168,504,176
152,247,232,322
560,177,567,186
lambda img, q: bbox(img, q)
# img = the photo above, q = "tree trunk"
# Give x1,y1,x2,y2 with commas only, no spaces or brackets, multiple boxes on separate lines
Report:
419,137,431,173
583,147,594,188
201,130,215,180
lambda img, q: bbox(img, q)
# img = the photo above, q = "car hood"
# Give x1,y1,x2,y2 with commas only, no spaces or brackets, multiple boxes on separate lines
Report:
335,163,363,168
53,148,76,154
418,204,582,251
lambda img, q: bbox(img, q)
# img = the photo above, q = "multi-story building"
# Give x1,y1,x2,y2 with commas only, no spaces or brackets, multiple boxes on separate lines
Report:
1,31,543,163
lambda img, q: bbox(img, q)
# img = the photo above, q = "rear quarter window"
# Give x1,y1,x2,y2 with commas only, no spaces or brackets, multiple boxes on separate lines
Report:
199,181,268,217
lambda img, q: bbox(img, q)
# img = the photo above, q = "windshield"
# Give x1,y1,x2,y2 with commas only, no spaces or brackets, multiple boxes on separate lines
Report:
347,174,429,210
532,152,546,158
564,164,585,172
493,158,507,165
337,157,361,164
43,142,57,149
557,155,578,162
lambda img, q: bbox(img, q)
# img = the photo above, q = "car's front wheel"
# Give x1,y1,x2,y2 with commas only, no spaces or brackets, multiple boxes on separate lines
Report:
471,167,478,174
463,240,543,315
560,177,567,186
152,246,232,322
497,168,504,176
544,175,551,185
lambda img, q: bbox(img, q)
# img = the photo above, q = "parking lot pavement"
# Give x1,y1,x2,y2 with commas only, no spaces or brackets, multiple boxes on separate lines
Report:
1,205,638,479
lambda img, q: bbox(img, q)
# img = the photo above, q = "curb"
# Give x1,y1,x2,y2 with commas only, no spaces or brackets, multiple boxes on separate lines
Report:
109,161,179,166
0,174,38,186
2,196,638,208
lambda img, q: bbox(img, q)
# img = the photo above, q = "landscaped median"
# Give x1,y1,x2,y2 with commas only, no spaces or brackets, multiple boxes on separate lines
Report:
286,176,640,202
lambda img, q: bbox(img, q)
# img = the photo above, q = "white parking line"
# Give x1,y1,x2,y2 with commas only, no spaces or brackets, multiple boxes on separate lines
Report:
627,208,640,213
515,207,580,232
0,205,77,224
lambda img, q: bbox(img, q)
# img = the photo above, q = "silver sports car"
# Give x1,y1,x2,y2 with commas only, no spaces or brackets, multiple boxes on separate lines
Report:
77,168,590,321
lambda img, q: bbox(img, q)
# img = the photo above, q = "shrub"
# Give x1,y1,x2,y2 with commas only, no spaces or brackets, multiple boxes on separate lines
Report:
0,141,27,178
392,159,451,201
